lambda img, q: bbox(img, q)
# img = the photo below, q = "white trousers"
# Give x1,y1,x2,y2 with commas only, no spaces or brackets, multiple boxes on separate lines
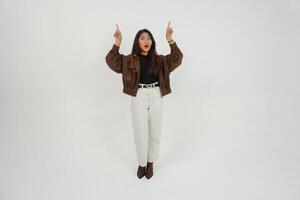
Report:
130,86,164,167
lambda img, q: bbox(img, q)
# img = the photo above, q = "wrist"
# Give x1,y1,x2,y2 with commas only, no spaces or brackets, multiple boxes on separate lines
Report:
168,39,175,44
114,42,121,47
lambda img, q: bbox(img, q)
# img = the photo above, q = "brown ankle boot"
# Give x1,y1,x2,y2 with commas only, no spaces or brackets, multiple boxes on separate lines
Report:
137,166,146,179
145,162,153,179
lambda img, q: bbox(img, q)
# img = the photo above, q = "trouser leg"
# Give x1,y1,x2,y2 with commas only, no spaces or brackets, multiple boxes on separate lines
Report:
147,87,164,163
130,89,149,167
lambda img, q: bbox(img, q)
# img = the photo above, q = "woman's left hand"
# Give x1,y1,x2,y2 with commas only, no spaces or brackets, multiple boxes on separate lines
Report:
166,20,174,42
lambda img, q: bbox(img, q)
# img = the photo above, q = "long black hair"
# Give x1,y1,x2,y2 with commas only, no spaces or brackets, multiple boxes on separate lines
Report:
131,29,161,75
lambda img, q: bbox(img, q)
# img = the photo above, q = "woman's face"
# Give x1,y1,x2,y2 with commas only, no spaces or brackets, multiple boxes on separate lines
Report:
138,32,152,54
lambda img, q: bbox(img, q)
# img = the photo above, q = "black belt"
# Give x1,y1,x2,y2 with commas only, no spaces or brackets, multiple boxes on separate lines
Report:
138,82,159,88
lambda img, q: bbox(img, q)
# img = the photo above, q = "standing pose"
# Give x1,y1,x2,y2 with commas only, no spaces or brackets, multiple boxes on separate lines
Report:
105,21,183,179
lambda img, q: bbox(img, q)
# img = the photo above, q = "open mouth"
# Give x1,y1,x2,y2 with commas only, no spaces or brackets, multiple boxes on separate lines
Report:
144,45,149,48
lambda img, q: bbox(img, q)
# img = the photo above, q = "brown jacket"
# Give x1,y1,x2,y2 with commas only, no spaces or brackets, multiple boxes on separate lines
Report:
105,42,183,97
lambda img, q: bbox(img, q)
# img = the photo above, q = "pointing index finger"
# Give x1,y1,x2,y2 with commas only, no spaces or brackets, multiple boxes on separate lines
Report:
167,21,171,28
116,24,120,31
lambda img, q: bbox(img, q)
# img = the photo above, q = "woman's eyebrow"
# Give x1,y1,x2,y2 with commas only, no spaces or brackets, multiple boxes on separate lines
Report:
140,36,151,39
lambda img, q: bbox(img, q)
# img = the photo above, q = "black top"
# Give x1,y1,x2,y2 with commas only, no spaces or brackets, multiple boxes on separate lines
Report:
138,54,160,85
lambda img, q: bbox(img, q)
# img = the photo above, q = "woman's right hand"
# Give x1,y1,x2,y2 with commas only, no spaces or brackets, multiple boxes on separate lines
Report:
113,24,122,47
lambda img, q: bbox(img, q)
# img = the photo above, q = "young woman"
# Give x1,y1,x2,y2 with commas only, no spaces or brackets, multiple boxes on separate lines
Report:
105,21,183,179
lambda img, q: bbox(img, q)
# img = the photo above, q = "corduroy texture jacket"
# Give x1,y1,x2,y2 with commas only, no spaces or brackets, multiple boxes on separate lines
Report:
105,42,183,97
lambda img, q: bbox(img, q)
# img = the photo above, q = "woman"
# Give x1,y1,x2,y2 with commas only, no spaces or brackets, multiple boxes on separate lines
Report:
105,21,183,179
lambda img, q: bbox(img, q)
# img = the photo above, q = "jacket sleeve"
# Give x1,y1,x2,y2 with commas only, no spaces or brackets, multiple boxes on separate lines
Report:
105,44,124,74
165,42,183,73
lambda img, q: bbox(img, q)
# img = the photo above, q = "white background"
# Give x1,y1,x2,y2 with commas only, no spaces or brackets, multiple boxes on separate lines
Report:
1,0,300,199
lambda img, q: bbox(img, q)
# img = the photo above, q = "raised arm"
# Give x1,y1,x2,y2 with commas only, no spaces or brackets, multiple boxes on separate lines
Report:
105,24,124,74
165,21,183,73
